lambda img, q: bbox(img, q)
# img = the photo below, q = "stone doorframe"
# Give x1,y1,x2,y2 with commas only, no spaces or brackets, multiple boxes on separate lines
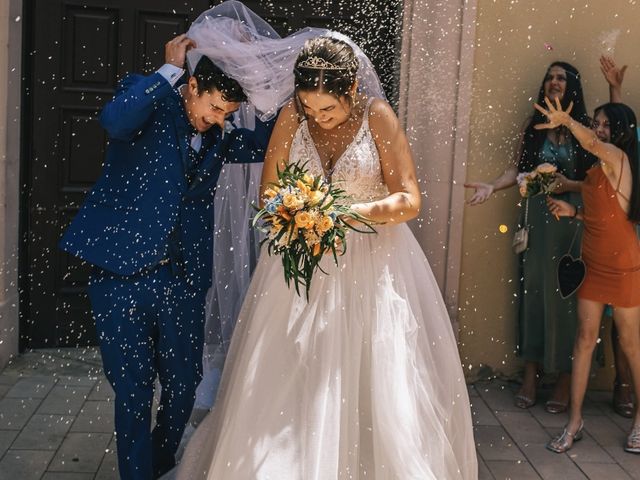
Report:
0,0,23,368
398,0,478,332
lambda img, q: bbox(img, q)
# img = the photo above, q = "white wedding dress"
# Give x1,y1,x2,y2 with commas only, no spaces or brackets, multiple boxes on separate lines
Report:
176,101,478,479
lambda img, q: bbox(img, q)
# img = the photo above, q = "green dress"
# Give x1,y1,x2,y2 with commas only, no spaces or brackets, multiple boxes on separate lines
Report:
518,138,582,373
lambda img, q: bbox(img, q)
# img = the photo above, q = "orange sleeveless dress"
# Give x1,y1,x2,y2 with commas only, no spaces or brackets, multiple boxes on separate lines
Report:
579,160,640,307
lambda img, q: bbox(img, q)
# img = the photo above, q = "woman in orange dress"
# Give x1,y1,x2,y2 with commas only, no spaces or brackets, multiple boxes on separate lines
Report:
541,100,640,454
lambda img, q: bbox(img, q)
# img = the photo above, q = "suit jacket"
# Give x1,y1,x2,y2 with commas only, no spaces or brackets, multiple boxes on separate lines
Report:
60,72,273,290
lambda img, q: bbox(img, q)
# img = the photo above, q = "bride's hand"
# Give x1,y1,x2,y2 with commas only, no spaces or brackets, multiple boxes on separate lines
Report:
534,97,574,130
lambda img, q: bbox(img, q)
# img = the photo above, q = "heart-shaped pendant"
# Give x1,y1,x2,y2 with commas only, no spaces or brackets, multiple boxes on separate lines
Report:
557,254,586,299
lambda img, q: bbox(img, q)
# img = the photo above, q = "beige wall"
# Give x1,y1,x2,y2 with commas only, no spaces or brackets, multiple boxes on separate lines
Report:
0,0,22,369
460,0,640,386
399,0,478,346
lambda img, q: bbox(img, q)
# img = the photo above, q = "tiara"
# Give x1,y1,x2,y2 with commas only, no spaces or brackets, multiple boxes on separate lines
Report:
297,56,354,71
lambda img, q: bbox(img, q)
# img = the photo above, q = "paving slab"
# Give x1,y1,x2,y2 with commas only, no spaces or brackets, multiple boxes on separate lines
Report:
471,397,501,426
476,381,522,413
0,449,55,480
518,443,587,480
48,432,112,473
475,425,526,462
0,375,19,387
496,410,550,445
88,378,114,402
55,376,98,388
41,473,95,480
578,462,633,479
0,397,42,430
11,414,74,450
585,415,629,448
478,455,494,480
37,385,92,416
0,429,18,457
0,385,10,399
94,436,119,480
4,376,56,399
70,400,114,433
601,445,640,480
485,459,541,479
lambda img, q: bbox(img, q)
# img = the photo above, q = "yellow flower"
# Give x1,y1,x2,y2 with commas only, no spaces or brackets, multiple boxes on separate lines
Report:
303,174,314,185
264,187,279,198
283,193,304,211
317,215,334,233
295,211,314,229
536,162,556,174
296,179,311,196
308,190,324,206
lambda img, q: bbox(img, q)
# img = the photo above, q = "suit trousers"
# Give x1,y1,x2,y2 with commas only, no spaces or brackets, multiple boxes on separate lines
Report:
88,263,206,480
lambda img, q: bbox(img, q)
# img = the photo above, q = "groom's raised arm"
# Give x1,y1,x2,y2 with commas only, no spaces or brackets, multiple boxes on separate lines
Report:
100,34,195,141
99,73,175,141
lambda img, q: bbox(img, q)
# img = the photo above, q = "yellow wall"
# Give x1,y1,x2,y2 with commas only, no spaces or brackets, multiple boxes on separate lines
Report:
461,0,640,388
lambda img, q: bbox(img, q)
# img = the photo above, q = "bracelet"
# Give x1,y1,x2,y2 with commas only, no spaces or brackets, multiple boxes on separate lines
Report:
571,205,579,218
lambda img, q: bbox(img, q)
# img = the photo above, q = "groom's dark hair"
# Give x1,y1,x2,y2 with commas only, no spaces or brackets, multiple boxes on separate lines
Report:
192,56,247,103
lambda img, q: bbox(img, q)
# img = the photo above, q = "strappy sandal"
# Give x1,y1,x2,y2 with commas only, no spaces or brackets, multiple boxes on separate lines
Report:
546,420,584,453
625,424,640,454
545,400,568,414
613,382,635,419
514,393,535,409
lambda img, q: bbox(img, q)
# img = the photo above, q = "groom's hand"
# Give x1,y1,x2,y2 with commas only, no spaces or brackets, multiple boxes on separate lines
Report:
165,34,197,68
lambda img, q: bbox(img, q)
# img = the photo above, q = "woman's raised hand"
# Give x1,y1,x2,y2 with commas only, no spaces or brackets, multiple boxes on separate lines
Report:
534,97,574,130
600,55,627,90
464,182,495,205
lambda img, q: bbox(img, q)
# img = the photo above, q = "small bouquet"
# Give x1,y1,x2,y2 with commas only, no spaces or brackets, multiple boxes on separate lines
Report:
252,161,375,299
517,162,558,197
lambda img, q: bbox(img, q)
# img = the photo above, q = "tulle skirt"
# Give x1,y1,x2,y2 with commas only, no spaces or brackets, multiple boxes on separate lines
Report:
176,224,478,479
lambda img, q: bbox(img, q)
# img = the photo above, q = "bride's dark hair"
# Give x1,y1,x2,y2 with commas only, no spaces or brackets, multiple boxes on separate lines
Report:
293,37,359,116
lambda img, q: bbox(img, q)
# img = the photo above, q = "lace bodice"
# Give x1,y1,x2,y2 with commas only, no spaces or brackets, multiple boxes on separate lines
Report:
289,99,389,205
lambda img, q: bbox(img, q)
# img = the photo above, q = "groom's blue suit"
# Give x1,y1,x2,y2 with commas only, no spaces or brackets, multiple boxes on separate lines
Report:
60,71,272,479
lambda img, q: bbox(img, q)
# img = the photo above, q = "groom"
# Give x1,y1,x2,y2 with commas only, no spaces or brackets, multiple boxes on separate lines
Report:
60,34,272,479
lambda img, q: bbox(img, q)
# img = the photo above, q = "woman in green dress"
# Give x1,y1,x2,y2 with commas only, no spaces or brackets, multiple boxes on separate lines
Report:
465,62,595,413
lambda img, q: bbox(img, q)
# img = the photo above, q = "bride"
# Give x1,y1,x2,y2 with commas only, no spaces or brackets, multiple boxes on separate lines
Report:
177,34,478,479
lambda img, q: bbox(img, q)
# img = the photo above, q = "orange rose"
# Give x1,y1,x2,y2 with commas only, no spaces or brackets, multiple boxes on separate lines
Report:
536,162,557,174
295,211,314,229
317,215,334,233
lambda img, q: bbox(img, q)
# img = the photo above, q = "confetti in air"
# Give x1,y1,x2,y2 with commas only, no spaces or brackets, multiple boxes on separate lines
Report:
598,29,621,55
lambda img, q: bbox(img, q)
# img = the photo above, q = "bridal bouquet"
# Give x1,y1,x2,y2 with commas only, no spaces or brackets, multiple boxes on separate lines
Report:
517,162,558,197
252,161,375,299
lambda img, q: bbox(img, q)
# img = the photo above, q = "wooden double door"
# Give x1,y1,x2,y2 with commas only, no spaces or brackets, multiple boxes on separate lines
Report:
22,0,401,348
